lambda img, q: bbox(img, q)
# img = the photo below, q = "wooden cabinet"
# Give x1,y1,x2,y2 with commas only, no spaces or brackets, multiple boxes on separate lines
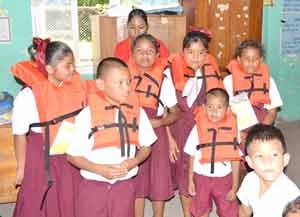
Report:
195,0,263,71
91,14,186,64
0,124,18,203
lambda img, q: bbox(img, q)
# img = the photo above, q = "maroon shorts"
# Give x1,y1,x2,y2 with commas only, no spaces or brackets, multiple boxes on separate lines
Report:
191,173,238,217
77,178,135,217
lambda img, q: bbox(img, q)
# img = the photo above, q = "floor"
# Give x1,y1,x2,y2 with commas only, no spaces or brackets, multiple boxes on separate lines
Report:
1,120,299,217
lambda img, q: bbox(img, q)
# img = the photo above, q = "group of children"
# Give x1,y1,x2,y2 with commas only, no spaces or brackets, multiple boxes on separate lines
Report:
11,8,299,217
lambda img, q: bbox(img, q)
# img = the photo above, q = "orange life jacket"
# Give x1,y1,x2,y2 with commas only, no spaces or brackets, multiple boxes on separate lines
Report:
227,59,271,105
11,61,86,146
129,57,167,110
11,61,47,86
169,53,223,92
194,106,241,174
88,93,140,157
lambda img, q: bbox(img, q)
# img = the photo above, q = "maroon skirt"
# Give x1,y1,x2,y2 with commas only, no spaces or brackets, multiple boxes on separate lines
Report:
134,108,174,201
13,132,81,217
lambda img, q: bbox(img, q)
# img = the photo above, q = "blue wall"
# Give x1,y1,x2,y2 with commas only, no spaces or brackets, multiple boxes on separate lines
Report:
0,1,32,95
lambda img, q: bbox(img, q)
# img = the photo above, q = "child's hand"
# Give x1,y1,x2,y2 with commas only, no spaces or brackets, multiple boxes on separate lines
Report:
120,158,137,171
188,180,196,196
99,164,128,180
225,189,237,201
169,136,180,163
15,167,24,186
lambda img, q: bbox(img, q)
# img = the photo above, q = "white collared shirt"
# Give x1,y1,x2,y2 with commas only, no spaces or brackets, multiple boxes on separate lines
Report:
237,171,300,217
184,125,243,177
156,68,178,116
12,87,41,134
66,106,157,184
223,75,283,110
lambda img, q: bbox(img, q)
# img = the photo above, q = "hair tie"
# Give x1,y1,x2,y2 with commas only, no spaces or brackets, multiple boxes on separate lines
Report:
189,26,212,39
33,37,51,77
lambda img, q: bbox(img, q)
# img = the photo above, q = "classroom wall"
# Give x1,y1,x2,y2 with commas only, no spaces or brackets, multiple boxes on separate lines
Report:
0,1,32,96
1,1,299,121
262,0,300,121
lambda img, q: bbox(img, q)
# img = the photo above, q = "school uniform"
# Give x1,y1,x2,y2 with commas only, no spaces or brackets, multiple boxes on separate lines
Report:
224,60,283,123
66,93,157,217
184,107,242,217
168,53,223,195
129,57,177,200
11,61,86,217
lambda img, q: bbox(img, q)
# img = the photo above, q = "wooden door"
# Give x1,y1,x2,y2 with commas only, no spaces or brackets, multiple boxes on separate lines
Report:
195,0,263,71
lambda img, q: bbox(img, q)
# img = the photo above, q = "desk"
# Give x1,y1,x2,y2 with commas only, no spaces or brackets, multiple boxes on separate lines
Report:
0,124,18,203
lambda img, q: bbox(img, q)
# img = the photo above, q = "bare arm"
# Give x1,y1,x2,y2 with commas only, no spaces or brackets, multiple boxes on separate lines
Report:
226,160,240,201
239,204,252,217
14,134,26,185
151,104,181,128
262,108,277,125
188,156,196,196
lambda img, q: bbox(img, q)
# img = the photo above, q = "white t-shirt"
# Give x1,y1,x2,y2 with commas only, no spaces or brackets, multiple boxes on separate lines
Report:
156,69,178,116
237,171,300,217
184,125,241,177
223,75,283,110
12,87,41,134
66,106,157,184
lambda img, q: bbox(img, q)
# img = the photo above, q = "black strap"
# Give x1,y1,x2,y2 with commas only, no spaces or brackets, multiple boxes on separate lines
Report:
88,104,138,157
133,73,165,108
29,108,83,210
234,73,269,98
196,127,239,174
184,64,221,104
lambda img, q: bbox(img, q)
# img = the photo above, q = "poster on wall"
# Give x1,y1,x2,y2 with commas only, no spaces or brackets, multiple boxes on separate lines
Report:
281,0,300,55
0,17,11,42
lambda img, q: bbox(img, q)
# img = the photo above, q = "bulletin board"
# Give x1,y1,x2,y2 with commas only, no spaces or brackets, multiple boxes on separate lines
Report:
281,0,300,55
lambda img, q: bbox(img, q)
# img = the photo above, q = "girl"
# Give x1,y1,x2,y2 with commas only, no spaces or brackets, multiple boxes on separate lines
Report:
167,31,223,217
128,33,180,217
114,8,169,63
11,38,86,217
224,39,283,151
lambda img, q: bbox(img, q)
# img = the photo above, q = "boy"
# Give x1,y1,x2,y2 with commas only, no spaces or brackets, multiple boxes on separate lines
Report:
66,57,157,217
283,196,300,217
184,88,242,217
237,124,300,217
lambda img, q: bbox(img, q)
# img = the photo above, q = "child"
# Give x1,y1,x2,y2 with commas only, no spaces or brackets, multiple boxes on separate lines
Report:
114,8,169,63
185,88,241,217
167,30,223,217
224,39,283,141
11,39,86,217
128,33,180,217
237,124,300,217
66,57,157,217
283,196,300,217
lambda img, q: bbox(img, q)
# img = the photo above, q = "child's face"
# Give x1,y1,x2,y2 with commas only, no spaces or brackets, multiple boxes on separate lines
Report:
237,47,263,74
183,41,207,71
97,67,131,104
47,53,75,85
246,139,290,187
204,95,228,123
127,16,148,39
133,38,158,70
